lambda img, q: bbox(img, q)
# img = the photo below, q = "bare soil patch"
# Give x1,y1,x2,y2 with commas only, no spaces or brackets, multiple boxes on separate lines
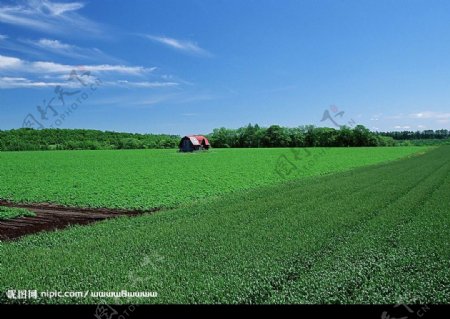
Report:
0,200,157,241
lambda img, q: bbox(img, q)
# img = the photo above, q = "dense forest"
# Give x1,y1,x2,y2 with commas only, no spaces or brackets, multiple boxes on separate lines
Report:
379,129,449,140
0,126,448,151
0,129,180,151
207,124,397,148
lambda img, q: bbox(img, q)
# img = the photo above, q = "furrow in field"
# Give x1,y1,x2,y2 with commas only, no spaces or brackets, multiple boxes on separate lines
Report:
353,167,450,303
237,149,445,303
264,149,450,303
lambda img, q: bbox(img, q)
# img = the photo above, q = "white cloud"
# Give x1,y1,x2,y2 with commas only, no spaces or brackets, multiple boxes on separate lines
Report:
386,111,450,129
145,35,211,56
38,0,84,15
0,55,23,69
370,113,383,121
0,54,184,90
0,76,179,90
14,38,122,63
31,61,153,75
114,80,178,88
0,37,51,59
0,0,101,35
0,54,167,89
0,34,7,40
0,76,78,88
394,125,411,129
409,111,450,120
36,38,73,50
0,5,50,30
0,54,155,75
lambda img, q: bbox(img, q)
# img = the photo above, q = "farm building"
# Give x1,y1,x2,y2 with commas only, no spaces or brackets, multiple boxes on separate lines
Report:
179,135,211,152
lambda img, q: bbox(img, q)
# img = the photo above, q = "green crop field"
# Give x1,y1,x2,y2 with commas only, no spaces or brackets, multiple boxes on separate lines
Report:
0,147,427,209
0,207,35,220
0,146,448,304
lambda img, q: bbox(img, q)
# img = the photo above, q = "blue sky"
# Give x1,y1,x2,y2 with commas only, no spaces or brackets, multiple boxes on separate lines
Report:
0,0,449,135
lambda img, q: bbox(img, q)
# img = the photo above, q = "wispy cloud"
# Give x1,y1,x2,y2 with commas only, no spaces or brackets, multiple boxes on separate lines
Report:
35,38,72,50
0,54,155,75
0,35,125,63
370,113,383,121
27,38,108,60
0,54,172,89
0,34,7,40
0,76,179,89
394,125,411,129
0,0,102,35
145,35,211,57
0,37,51,59
386,111,450,121
33,61,154,75
0,76,78,88
409,111,450,120
113,80,179,88
39,0,84,15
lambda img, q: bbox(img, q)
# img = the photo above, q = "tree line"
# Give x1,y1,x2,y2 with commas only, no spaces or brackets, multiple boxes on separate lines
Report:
0,129,179,151
207,124,397,148
378,129,449,140
0,126,448,151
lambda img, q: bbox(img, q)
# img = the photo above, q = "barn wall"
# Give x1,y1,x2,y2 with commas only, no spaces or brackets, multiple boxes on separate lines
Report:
180,138,194,152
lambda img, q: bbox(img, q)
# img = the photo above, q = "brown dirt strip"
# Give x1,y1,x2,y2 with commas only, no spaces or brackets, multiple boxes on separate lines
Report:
0,200,158,241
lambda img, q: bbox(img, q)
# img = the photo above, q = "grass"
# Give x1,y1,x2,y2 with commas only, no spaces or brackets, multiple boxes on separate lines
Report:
0,146,448,304
0,207,35,220
0,147,429,209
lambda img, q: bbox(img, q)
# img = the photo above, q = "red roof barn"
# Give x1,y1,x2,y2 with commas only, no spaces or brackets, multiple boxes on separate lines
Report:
179,135,211,152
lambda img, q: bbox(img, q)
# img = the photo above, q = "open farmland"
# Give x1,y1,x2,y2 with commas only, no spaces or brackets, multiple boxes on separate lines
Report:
0,146,448,304
0,147,428,210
